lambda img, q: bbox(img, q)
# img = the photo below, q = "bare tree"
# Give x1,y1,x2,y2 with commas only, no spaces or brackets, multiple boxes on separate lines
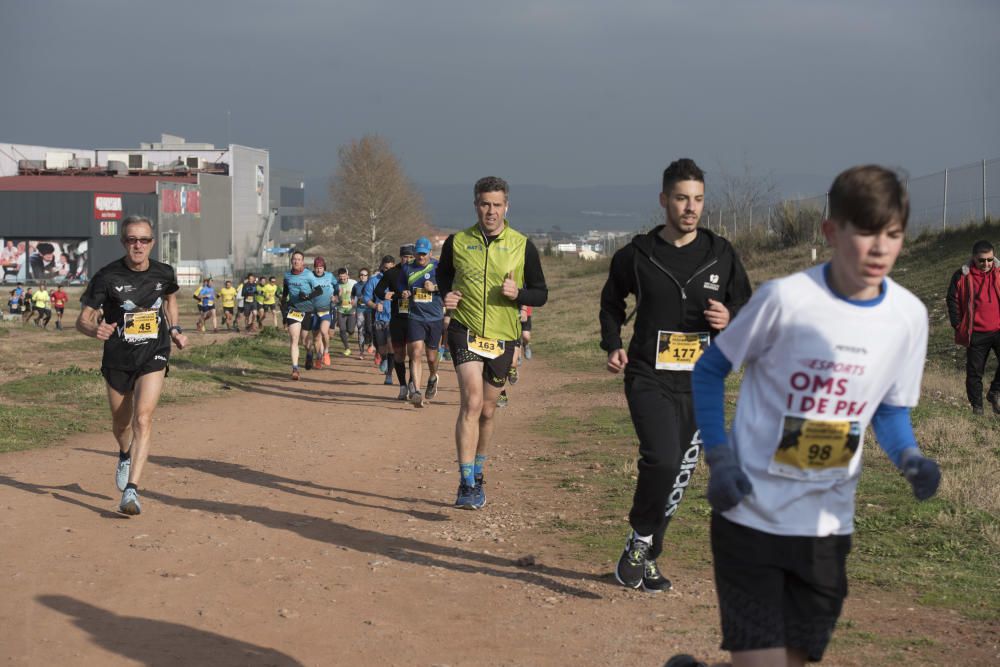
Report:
318,135,430,269
710,153,779,236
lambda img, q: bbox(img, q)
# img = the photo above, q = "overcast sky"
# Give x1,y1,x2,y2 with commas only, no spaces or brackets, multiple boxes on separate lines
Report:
1,0,997,192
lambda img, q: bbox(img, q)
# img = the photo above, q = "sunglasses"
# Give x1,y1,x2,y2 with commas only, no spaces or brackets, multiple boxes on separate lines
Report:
976,257,995,265
124,237,154,246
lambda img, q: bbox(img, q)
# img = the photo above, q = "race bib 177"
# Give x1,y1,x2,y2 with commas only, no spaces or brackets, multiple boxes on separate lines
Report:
655,331,710,371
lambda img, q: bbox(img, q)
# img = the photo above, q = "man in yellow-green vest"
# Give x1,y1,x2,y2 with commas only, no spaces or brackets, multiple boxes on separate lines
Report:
438,176,548,510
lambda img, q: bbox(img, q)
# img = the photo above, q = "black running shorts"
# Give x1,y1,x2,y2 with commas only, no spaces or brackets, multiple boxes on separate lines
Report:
447,320,516,388
102,356,169,395
389,316,408,345
711,513,851,662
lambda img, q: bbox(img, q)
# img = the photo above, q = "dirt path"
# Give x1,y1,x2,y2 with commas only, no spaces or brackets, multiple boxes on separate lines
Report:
1,354,997,665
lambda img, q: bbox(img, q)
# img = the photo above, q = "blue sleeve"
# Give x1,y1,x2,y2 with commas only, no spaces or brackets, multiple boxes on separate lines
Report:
870,403,918,469
692,344,734,451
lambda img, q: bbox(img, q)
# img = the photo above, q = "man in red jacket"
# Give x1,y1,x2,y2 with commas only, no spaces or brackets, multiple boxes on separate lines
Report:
947,239,1000,415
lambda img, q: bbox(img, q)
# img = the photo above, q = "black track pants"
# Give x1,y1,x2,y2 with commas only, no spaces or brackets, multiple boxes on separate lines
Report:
625,373,701,560
966,330,1000,408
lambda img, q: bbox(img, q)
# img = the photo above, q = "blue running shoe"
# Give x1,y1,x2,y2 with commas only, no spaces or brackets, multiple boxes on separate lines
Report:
455,483,477,509
384,374,394,385
379,358,389,374
472,475,486,509
115,453,131,491
119,488,141,515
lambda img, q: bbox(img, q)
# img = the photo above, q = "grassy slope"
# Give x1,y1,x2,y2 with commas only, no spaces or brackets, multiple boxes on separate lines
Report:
0,322,293,453
531,222,1000,622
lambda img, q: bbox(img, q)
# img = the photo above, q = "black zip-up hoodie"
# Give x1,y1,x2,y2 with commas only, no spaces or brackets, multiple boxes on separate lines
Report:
599,226,752,389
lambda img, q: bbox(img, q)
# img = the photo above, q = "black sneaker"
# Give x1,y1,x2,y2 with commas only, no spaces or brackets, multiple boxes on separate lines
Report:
988,391,1000,415
508,366,519,385
305,352,314,370
642,559,672,592
973,405,985,416
664,655,708,667
425,374,439,399
614,535,651,589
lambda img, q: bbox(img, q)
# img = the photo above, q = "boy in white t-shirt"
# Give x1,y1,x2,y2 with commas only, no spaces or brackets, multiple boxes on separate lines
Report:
672,165,941,667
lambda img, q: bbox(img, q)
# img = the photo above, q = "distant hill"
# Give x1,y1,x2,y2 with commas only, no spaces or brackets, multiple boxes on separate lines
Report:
304,172,833,235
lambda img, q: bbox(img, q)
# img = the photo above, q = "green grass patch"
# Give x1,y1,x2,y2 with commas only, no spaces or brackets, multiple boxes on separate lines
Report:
0,328,296,452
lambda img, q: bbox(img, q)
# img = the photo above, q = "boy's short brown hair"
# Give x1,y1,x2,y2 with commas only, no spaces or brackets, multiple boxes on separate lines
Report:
829,165,909,232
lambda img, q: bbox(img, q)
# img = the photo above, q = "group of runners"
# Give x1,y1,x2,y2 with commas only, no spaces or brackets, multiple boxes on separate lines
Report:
75,162,944,666
8,281,70,329
190,274,281,334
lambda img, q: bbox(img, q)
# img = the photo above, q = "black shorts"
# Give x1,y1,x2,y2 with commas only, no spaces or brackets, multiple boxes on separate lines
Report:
407,318,443,348
521,315,532,332
55,307,65,315
285,313,314,331
223,306,235,315
101,356,169,395
389,316,409,345
711,513,851,662
447,320,516,388
263,303,275,312
198,305,214,313
373,320,390,347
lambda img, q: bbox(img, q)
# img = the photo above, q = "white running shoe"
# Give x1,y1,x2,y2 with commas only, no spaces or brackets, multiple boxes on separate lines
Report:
119,488,141,515
115,455,131,491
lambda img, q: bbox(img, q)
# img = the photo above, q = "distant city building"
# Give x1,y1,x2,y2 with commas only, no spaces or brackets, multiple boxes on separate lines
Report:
0,135,301,283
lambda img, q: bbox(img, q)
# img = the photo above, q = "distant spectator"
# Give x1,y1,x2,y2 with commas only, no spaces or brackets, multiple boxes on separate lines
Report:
947,239,1000,415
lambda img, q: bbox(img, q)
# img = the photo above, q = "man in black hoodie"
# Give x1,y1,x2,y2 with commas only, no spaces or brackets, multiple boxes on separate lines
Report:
600,158,752,592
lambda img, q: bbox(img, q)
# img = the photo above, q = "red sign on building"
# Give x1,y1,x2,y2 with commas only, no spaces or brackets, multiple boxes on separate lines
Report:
162,187,201,216
94,193,123,220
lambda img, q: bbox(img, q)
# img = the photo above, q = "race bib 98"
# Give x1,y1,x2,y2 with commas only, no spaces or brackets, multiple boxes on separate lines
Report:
769,416,861,481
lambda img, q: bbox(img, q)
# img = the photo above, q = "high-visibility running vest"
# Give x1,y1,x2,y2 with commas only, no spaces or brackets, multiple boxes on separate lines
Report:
450,221,527,341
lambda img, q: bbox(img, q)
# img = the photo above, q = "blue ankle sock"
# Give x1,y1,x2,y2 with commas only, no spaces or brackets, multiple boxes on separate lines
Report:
459,463,475,487
474,454,487,478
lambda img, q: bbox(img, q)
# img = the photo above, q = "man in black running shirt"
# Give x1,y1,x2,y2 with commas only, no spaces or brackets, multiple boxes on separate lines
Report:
76,215,189,516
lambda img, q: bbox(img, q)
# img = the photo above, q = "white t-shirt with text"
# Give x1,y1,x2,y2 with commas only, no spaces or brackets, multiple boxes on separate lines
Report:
713,264,928,537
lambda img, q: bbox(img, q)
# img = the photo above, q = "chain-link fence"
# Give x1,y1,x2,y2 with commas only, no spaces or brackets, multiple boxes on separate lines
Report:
700,158,997,243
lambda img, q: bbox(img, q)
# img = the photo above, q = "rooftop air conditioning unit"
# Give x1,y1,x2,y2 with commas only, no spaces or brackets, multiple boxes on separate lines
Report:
68,157,92,169
108,160,128,175
128,154,143,170
186,157,200,169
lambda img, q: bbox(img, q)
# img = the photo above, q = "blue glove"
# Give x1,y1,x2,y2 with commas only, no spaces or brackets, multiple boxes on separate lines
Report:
705,446,753,512
900,448,941,501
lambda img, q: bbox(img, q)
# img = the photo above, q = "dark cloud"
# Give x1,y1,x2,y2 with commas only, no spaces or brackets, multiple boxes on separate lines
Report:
1,0,997,190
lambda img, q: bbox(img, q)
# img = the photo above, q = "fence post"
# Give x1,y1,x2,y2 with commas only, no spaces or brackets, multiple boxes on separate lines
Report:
943,168,949,230
749,206,753,233
984,159,988,223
